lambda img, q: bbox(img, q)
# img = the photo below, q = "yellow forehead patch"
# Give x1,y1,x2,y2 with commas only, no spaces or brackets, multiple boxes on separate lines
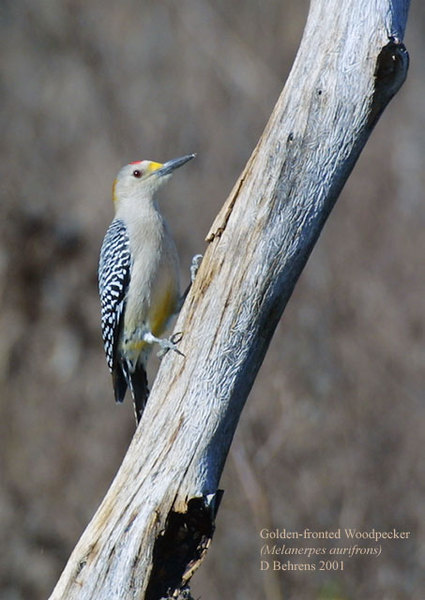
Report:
147,161,163,172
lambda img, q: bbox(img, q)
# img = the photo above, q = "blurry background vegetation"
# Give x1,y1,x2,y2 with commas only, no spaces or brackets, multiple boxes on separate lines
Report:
1,1,424,599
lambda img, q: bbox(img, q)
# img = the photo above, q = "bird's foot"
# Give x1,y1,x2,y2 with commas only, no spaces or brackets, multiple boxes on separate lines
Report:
157,332,185,358
143,331,184,358
190,254,203,283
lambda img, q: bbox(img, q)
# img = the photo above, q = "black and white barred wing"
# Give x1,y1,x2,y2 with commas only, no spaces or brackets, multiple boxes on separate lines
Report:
98,218,131,372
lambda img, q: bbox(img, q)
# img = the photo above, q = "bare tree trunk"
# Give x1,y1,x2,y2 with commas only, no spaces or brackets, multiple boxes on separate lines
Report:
49,1,410,598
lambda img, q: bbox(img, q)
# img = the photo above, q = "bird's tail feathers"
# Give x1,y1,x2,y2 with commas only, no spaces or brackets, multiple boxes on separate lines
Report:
112,362,149,423
128,366,149,423
112,366,128,404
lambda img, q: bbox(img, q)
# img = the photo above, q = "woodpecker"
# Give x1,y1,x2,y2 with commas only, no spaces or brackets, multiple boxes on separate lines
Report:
98,154,196,422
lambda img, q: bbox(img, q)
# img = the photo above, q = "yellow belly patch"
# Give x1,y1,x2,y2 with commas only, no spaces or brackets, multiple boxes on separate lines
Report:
149,287,176,338
121,287,177,367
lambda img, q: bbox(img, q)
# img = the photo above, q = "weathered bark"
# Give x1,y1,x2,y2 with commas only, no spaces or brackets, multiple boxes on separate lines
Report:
49,1,410,598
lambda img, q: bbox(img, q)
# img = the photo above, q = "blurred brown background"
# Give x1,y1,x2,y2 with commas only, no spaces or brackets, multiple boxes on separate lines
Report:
1,1,424,599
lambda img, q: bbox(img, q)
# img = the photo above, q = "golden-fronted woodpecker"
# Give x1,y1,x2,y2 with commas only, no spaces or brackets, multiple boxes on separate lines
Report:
98,154,196,422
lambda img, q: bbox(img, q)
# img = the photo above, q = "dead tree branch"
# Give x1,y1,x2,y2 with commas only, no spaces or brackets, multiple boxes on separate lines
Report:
49,1,410,598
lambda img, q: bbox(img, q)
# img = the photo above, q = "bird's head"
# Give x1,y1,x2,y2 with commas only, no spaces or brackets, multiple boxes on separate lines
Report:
113,154,195,207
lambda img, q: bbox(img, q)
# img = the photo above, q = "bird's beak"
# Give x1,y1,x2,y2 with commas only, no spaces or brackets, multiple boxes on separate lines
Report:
155,153,196,177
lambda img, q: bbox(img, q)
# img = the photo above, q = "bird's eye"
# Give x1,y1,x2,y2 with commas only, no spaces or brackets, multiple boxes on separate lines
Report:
132,169,142,178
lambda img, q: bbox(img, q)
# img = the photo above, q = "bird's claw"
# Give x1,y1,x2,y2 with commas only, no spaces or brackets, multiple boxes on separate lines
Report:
156,332,185,358
190,254,203,283
170,331,183,344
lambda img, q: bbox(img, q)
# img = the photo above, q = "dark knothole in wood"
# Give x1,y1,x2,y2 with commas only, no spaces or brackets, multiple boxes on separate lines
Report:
145,493,223,600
